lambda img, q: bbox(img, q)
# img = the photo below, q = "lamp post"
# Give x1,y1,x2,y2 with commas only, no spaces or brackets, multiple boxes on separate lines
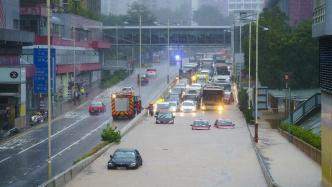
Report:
254,12,259,143
46,0,52,178
248,21,252,110
116,24,118,66
167,18,170,84
139,16,142,97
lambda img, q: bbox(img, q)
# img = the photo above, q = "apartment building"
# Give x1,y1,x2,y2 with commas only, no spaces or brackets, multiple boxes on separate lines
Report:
312,0,332,186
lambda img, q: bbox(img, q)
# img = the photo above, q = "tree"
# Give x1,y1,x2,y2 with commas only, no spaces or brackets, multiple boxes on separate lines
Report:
242,7,319,89
193,5,230,26
125,2,157,25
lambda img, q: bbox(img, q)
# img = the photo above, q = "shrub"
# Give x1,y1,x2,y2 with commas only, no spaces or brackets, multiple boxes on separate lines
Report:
237,88,253,124
238,88,248,112
101,126,121,143
280,123,321,150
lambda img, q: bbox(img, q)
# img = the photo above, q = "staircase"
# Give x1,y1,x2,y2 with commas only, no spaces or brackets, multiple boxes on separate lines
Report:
283,93,321,124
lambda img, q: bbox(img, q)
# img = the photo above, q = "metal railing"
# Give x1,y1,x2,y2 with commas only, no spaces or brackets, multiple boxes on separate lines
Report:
284,93,321,124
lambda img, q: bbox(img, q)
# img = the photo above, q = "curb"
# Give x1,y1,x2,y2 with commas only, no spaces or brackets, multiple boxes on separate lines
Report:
39,74,178,187
246,124,280,187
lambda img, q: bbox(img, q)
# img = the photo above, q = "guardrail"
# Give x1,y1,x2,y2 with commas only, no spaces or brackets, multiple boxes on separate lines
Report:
39,74,178,187
283,93,321,124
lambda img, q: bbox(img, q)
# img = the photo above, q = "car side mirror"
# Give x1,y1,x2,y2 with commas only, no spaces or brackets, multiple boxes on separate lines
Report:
110,155,113,159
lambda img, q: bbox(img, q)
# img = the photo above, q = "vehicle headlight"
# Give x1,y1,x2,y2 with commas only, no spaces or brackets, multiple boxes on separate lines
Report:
156,120,160,123
108,162,113,165
202,106,206,110
130,162,137,166
169,120,174,123
218,106,223,111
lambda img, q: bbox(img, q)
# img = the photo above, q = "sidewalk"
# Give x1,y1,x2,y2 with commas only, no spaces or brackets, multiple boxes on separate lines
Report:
248,119,322,187
53,81,103,118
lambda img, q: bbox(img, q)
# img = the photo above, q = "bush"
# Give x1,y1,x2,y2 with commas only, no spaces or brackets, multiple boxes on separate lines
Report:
279,123,321,150
237,88,254,124
101,126,121,143
238,88,248,112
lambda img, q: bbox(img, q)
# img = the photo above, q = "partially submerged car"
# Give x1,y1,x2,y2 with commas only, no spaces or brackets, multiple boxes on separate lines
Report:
190,119,211,130
155,112,175,124
107,148,143,169
214,119,235,129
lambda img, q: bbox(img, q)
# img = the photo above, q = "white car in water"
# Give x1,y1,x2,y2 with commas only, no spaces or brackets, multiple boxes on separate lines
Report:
180,100,197,112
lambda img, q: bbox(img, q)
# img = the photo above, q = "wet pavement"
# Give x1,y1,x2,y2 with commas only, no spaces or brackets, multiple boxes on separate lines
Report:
66,104,267,187
0,61,178,187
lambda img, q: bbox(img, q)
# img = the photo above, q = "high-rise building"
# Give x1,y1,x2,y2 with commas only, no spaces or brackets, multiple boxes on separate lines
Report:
0,0,34,130
19,0,110,121
228,0,264,16
312,1,332,186
197,0,228,16
264,0,313,26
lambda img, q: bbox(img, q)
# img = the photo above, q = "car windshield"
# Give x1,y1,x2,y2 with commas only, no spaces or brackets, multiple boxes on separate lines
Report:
91,102,102,106
157,103,169,109
217,120,232,125
113,151,135,159
183,101,194,106
188,90,198,94
169,102,177,107
158,113,173,118
193,120,209,126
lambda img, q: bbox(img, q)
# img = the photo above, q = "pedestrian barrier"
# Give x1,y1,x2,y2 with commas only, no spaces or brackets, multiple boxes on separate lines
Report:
39,73,178,187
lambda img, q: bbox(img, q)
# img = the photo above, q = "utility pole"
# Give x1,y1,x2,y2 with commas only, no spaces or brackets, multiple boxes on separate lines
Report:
254,12,259,143
248,22,252,110
116,25,118,66
139,16,142,97
46,0,52,179
167,18,170,84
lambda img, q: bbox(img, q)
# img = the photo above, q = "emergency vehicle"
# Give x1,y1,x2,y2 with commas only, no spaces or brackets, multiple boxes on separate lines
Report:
111,89,142,120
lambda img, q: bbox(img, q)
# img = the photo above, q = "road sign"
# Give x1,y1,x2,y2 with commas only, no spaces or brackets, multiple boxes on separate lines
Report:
33,48,56,94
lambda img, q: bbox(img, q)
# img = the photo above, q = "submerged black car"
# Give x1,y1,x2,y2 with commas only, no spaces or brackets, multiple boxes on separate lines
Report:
107,149,143,169
155,112,175,124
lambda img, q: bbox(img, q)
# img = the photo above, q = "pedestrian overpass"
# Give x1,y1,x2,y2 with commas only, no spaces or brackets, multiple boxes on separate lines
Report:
100,26,232,47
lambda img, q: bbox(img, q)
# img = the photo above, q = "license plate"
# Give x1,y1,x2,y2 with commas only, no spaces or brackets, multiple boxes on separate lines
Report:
117,167,126,169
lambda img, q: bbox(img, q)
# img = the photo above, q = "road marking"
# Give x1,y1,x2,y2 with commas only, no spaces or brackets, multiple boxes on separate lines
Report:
18,116,88,155
0,156,11,164
50,120,109,159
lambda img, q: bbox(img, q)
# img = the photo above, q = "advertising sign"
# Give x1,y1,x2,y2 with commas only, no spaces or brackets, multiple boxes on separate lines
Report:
33,48,56,94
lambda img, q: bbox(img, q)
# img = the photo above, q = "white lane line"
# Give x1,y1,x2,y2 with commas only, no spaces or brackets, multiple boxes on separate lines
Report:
18,116,88,155
50,120,108,159
0,156,12,164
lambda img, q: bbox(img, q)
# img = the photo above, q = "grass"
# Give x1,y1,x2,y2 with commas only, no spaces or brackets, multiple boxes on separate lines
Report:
73,141,109,165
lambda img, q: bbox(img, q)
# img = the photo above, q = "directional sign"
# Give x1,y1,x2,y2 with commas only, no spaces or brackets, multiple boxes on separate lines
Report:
33,48,56,94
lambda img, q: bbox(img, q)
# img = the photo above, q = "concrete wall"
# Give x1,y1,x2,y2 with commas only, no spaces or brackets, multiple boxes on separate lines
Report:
321,92,332,187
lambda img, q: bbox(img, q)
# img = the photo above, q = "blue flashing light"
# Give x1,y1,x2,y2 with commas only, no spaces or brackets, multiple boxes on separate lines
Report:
175,55,181,61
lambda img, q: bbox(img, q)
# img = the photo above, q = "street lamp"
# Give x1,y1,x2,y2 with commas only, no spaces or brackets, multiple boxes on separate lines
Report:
139,16,142,97
46,0,52,178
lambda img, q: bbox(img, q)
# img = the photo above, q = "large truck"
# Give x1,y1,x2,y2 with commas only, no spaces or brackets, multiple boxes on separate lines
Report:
215,63,230,76
111,90,142,120
200,86,224,111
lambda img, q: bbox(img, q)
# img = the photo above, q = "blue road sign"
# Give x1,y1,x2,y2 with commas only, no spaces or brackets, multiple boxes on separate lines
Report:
33,48,56,94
